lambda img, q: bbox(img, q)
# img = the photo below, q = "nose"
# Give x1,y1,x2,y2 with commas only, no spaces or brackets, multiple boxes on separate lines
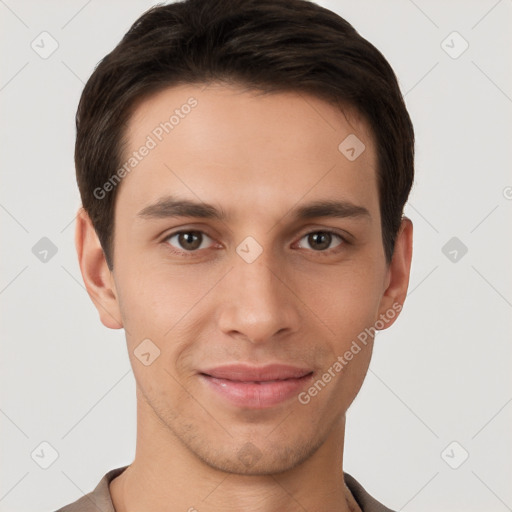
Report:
216,248,301,345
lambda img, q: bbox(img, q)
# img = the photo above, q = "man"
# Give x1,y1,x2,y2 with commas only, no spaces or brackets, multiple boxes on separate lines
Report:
57,0,414,510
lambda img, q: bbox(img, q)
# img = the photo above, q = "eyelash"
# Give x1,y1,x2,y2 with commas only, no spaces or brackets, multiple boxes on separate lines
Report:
162,229,349,258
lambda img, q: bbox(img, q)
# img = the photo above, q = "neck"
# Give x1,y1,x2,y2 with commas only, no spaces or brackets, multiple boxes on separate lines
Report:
110,390,361,512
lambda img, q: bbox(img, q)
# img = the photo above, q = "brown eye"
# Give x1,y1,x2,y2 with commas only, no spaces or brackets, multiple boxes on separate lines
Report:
166,231,213,252
297,231,344,252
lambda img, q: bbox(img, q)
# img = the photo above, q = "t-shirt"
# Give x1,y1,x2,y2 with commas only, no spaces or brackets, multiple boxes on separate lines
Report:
55,465,395,512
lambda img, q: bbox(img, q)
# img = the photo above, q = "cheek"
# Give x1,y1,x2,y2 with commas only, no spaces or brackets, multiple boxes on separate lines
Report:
303,260,385,338
116,263,207,333
114,265,222,374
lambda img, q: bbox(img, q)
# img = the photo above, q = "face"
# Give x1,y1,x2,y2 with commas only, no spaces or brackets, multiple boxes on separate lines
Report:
78,83,412,475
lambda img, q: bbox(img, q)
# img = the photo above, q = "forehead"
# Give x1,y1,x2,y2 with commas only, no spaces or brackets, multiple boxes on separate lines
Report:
117,83,379,223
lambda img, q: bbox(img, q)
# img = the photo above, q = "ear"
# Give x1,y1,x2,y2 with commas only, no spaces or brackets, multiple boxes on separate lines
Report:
376,216,413,329
75,207,123,329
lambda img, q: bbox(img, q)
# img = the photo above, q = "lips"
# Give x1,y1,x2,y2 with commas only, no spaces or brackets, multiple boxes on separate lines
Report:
198,364,314,409
200,363,313,382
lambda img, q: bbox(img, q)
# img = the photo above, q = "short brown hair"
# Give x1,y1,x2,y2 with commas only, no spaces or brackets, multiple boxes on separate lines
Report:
75,0,414,270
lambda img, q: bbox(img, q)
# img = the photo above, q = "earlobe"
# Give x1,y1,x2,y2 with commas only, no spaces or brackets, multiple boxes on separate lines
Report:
75,207,123,329
376,216,413,329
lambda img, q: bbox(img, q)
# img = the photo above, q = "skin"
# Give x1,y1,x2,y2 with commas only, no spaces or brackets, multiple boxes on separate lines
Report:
75,82,413,512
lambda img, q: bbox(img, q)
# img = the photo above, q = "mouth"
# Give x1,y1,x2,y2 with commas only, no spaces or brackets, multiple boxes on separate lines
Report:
198,364,314,409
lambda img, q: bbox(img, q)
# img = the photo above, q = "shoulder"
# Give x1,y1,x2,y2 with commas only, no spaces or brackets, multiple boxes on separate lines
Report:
54,466,129,512
344,472,396,512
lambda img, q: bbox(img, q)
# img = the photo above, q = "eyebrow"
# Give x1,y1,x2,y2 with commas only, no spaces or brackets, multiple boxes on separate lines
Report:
136,195,371,222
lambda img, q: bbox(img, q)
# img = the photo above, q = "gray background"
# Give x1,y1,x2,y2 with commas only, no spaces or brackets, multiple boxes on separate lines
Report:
1,0,511,510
